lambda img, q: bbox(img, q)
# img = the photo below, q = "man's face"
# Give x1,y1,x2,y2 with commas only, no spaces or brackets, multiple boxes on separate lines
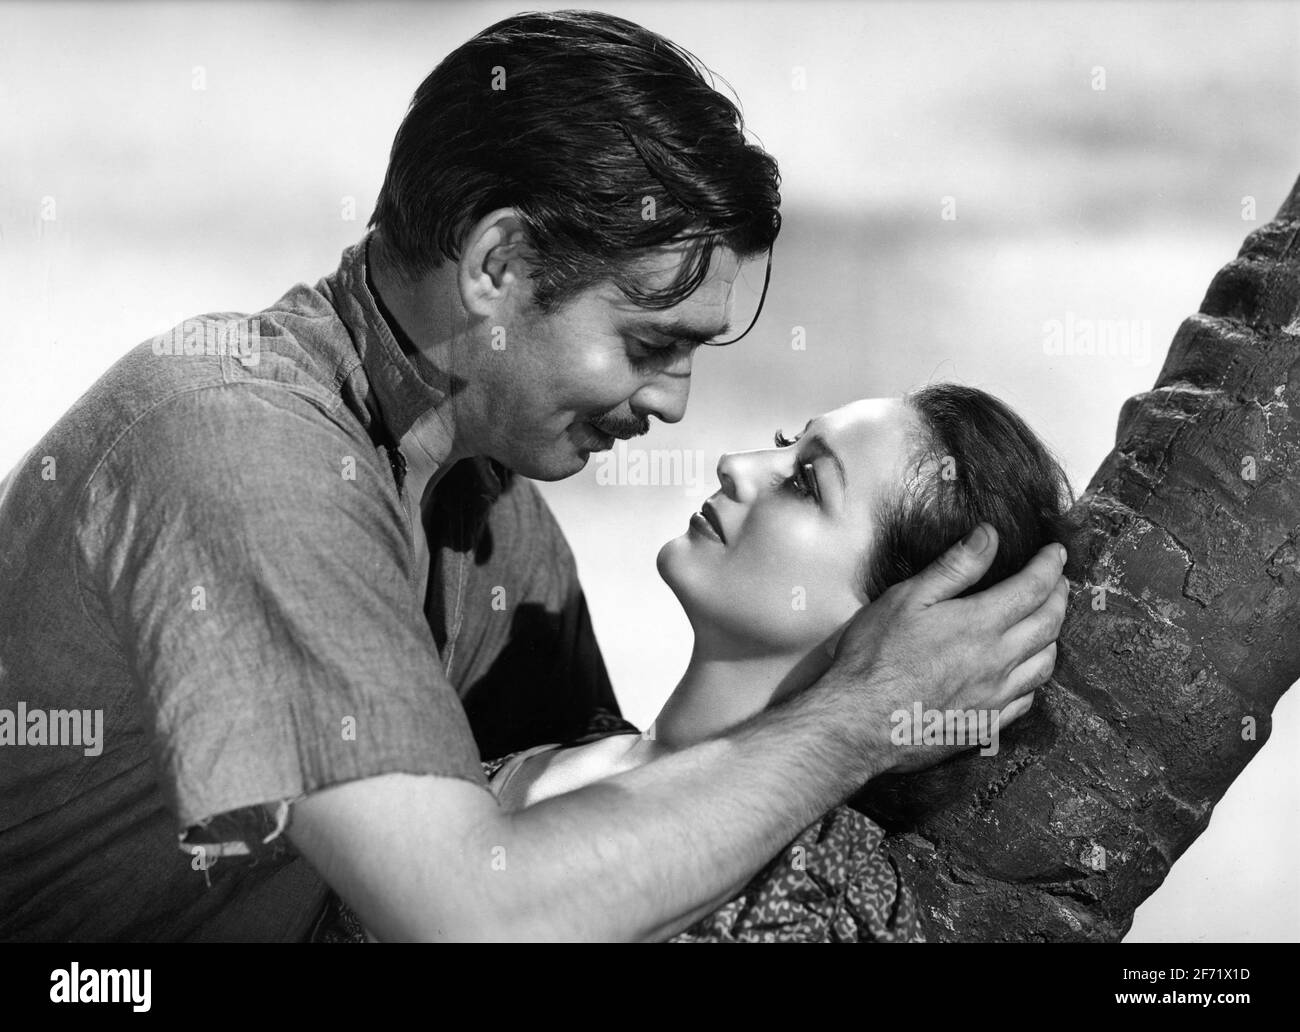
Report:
463,243,743,480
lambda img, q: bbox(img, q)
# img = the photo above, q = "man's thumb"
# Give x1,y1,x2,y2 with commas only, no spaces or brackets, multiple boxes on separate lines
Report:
911,523,998,604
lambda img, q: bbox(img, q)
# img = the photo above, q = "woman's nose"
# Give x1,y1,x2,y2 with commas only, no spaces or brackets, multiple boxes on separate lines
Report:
716,450,763,502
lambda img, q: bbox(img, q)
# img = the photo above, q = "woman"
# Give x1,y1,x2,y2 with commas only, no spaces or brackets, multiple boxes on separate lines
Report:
486,382,1073,941
319,383,1072,942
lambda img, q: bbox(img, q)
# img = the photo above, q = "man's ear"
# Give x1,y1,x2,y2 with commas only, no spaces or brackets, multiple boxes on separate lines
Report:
458,207,535,319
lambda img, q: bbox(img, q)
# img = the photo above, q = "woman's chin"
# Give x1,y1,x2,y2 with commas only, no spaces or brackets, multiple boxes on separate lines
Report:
656,541,752,644
655,534,689,591
657,534,715,619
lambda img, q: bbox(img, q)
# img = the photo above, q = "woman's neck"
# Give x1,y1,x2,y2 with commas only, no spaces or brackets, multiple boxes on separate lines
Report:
647,636,833,750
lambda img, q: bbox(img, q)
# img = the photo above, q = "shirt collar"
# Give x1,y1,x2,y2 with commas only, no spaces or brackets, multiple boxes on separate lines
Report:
319,232,454,455
318,234,508,504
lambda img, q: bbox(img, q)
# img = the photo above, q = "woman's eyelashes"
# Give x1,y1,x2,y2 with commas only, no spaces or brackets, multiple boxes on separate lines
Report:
790,462,821,502
773,430,821,504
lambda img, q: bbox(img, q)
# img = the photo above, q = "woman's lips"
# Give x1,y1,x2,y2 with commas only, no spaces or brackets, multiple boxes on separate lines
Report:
689,511,721,542
702,500,726,542
690,502,725,543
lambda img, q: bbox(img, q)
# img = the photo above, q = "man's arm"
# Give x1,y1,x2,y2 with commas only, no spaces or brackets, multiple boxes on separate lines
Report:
287,525,1068,941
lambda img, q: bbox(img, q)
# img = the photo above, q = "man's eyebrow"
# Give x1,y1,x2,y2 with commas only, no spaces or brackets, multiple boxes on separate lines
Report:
631,317,732,345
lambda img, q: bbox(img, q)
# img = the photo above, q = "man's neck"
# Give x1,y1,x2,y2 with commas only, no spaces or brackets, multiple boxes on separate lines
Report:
367,232,474,490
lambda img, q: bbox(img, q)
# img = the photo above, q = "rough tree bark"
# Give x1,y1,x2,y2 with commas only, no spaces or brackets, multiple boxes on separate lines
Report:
853,176,1300,942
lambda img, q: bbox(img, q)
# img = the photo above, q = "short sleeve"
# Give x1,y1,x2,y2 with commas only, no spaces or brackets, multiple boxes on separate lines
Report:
77,384,489,858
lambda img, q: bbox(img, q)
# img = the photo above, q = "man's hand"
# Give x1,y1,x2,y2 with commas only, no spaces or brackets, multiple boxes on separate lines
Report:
820,523,1068,776
286,524,1067,941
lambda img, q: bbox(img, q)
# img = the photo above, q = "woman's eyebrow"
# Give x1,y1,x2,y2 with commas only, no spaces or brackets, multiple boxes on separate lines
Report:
800,434,846,494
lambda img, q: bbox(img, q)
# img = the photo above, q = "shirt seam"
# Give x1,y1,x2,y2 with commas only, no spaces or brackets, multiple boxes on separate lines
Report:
67,379,367,655
442,550,469,680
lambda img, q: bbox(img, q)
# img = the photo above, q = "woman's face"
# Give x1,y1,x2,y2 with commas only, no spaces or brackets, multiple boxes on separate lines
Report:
657,397,923,653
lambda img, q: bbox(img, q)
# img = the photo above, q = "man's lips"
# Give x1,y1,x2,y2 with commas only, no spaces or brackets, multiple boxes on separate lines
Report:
575,422,615,451
588,420,644,441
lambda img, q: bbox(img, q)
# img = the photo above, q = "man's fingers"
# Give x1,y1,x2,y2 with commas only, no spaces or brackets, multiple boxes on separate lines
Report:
1001,573,1069,669
998,641,1057,708
907,522,1000,607
998,690,1036,727
975,541,1068,631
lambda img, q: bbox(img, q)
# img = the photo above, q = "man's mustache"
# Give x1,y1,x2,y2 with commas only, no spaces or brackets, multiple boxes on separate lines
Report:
590,412,650,440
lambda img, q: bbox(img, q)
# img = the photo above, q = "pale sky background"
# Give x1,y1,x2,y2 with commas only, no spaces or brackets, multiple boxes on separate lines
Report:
1,0,1297,942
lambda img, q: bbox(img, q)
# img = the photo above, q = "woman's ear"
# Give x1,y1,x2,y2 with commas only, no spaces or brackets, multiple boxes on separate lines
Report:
822,594,873,658
822,616,852,659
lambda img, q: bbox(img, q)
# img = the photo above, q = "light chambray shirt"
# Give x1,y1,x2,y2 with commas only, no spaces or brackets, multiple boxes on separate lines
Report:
0,236,619,941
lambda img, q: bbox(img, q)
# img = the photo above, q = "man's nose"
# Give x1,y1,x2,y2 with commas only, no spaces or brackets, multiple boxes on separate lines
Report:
630,362,692,425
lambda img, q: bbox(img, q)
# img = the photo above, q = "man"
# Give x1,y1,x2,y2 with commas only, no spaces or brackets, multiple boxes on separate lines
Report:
0,11,1066,941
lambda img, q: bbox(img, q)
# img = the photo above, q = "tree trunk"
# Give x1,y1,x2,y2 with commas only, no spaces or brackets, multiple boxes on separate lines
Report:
852,176,1300,942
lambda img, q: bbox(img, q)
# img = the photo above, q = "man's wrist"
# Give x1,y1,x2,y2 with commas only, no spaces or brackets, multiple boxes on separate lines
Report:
709,671,894,808
792,664,903,786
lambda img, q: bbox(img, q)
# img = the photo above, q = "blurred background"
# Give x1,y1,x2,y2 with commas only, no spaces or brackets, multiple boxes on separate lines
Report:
1,0,1297,941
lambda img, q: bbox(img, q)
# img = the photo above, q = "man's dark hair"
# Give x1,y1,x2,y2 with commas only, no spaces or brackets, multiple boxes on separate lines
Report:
369,9,782,314
861,384,1075,601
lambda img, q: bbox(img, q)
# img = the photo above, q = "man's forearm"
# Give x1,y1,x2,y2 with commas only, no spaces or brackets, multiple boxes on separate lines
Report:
449,675,877,941
292,669,880,942
299,538,1066,941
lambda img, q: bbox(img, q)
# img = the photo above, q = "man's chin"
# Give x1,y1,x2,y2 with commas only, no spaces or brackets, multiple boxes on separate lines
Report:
506,446,593,482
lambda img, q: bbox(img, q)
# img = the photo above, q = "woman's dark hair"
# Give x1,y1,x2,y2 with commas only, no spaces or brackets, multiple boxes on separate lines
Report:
860,384,1074,601
369,10,782,314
